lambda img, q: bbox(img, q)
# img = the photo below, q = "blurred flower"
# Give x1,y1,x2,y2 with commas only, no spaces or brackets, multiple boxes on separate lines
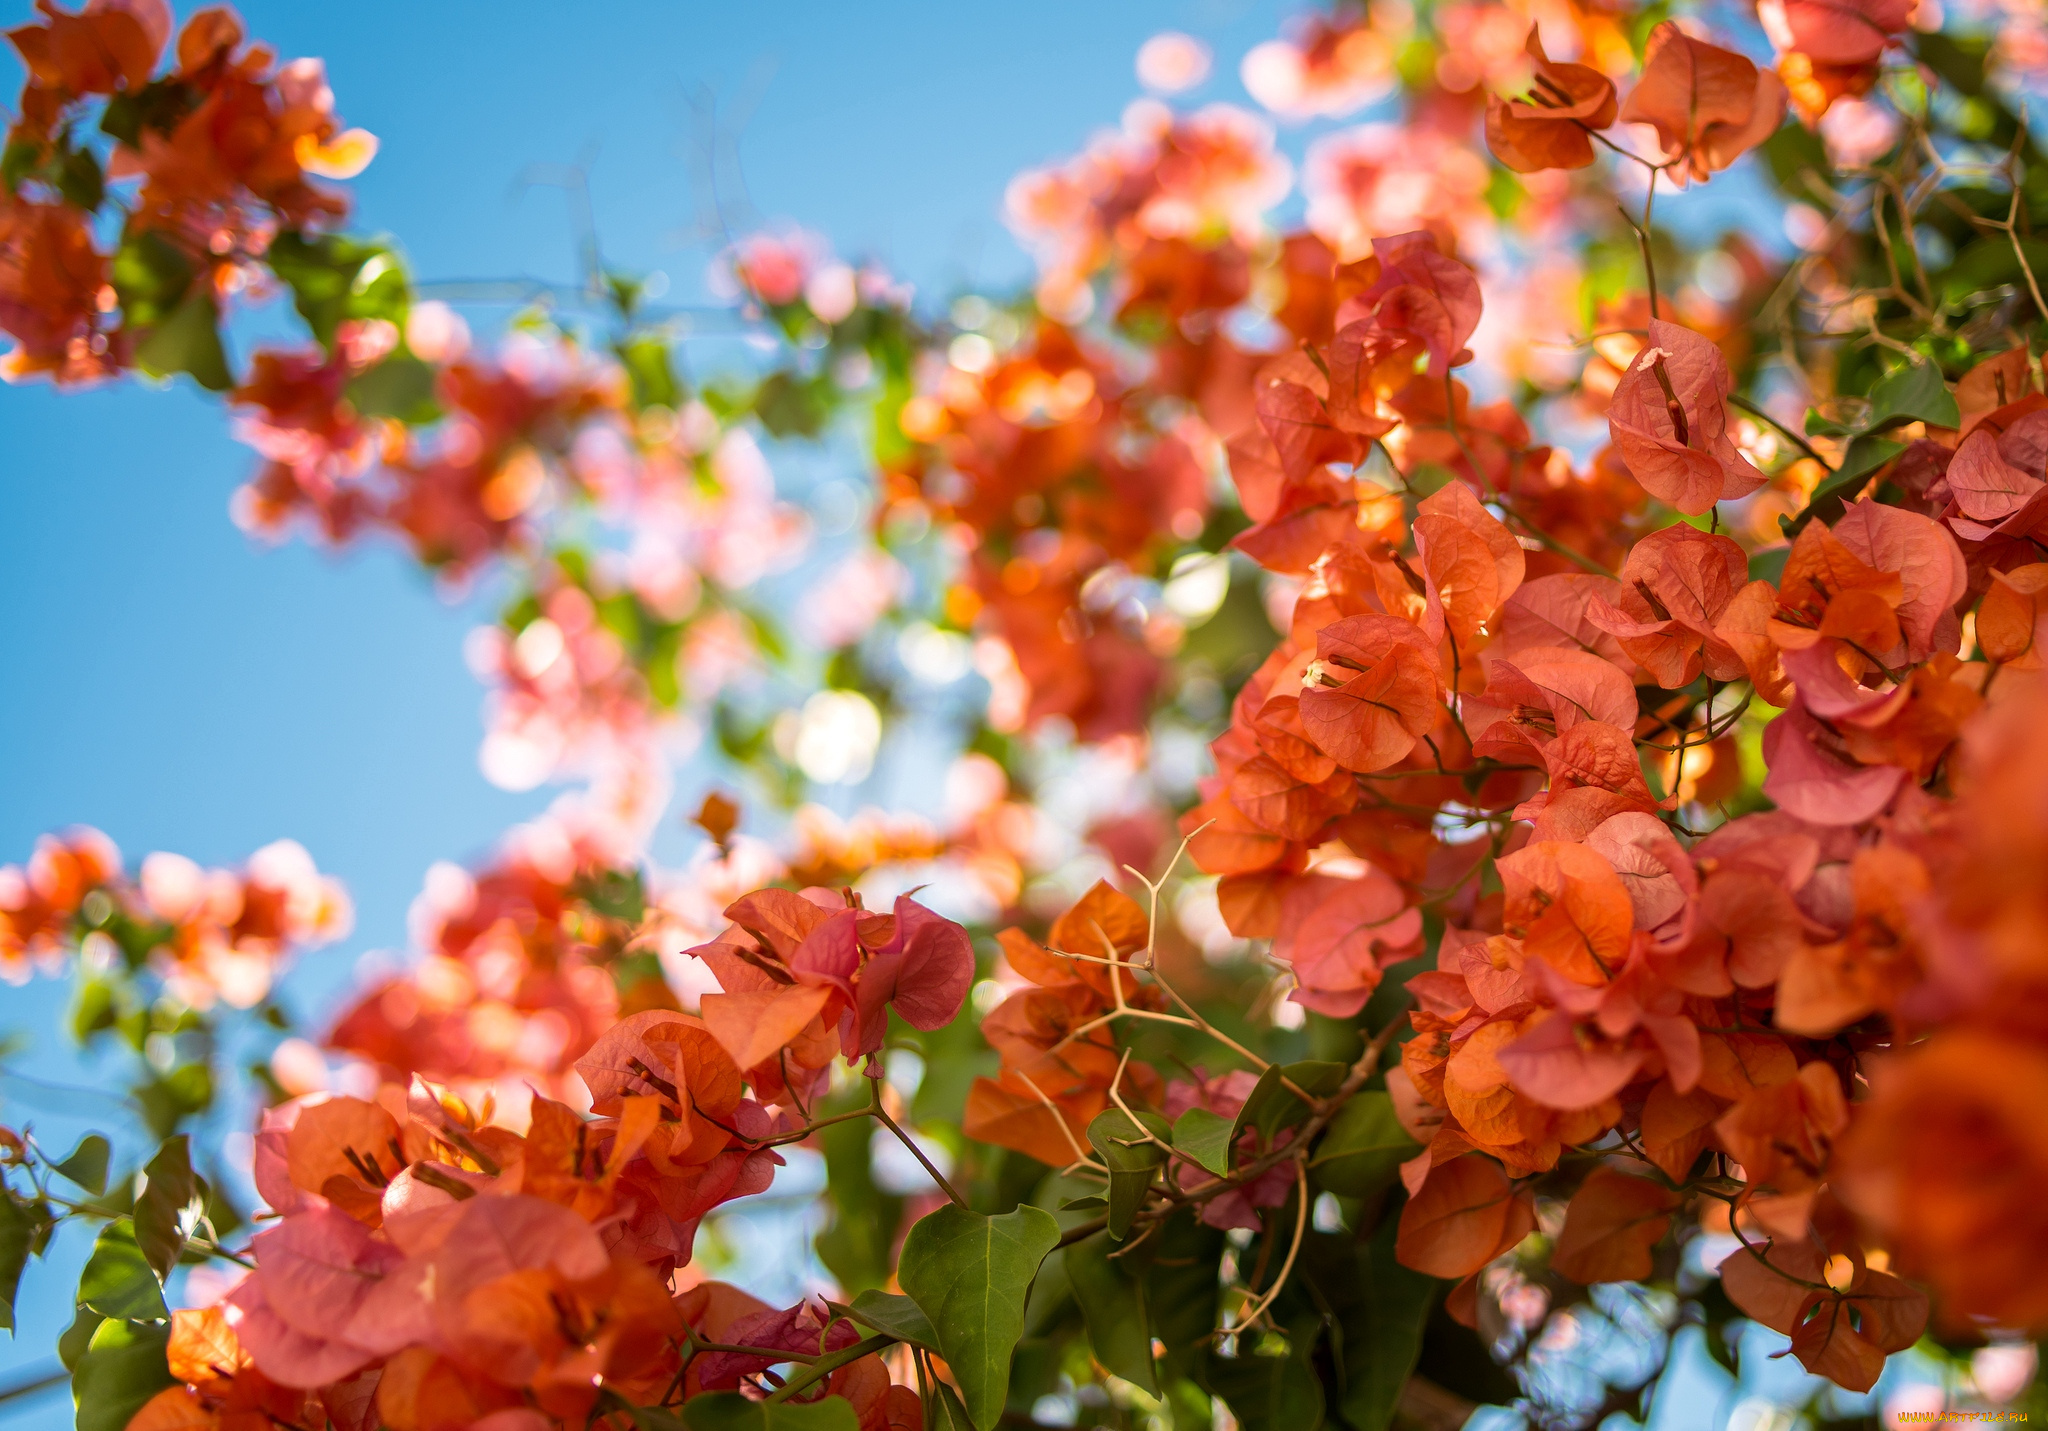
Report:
1242,12,1398,119
1137,32,1212,94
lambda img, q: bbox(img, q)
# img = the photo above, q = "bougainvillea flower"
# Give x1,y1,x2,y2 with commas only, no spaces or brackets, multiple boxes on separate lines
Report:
1338,232,1483,379
1497,841,1635,986
1619,24,1789,184
1412,479,1525,650
1586,524,1757,686
1978,563,2048,667
1944,426,2048,541
847,895,975,1055
1298,613,1443,772
1241,13,1393,120
1719,1233,1927,1391
1484,28,1618,173
1836,1030,2048,1328
1822,500,1967,662
0,196,113,382
6,0,166,95
1760,703,1906,826
1549,1165,1680,1283
1395,1153,1536,1278
1465,646,1639,763
1758,0,1912,68
1271,869,1424,1015
228,1206,404,1387
1607,321,1767,513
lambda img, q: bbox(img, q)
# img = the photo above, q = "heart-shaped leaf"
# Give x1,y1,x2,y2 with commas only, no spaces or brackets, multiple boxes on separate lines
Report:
52,1134,111,1195
845,1288,941,1351
1171,1106,1235,1178
1065,1230,1157,1392
1308,1092,1418,1199
1231,1061,1346,1153
899,1204,1062,1430
78,1221,165,1321
133,1136,205,1279
1087,1108,1171,1239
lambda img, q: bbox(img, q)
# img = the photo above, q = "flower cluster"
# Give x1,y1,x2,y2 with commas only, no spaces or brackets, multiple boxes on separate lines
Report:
0,826,349,1007
2,0,372,383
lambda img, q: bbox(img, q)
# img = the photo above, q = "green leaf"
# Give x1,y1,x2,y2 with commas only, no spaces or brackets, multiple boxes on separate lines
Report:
134,1136,204,1279
1085,1108,1170,1239
617,332,682,412
133,284,232,392
111,231,195,329
266,231,410,350
1333,1218,1439,1431
52,1134,111,1195
1203,1315,1326,1431
1308,1092,1418,1200
59,1305,105,1369
1064,1231,1156,1393
78,1222,166,1321
845,1289,941,1351
58,145,105,212
1172,1106,1234,1177
676,1391,860,1430
98,78,197,148
1867,360,1959,431
72,1316,173,1431
346,354,441,423
1142,1209,1225,1383
926,1380,975,1431
0,1194,36,1332
1784,437,1907,535
898,1204,1062,1431
1760,119,1829,195
1232,1061,1346,1153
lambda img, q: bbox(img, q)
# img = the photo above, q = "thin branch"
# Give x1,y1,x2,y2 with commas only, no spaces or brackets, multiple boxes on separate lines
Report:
869,1079,967,1208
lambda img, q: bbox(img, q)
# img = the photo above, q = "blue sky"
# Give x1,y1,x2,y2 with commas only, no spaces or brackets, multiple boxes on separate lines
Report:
0,0,1297,1405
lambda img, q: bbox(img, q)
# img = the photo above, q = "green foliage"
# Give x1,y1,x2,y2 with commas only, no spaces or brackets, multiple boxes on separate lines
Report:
348,353,441,422
52,1134,111,1195
844,1289,940,1350
1308,1092,1418,1201
98,79,198,148
1064,1231,1156,1393
78,1221,166,1321
925,1380,975,1430
1232,1061,1346,1152
1084,1107,1170,1239
1866,358,1962,430
71,1317,173,1431
267,230,411,351
0,1190,48,1332
1315,1219,1440,1431
135,1060,214,1140
132,1136,204,1279
616,332,683,412
1204,1314,1328,1431
663,1394,859,1431
1142,1208,1225,1394
1171,1105,1234,1177
753,370,833,439
898,1204,1061,1430
112,233,231,391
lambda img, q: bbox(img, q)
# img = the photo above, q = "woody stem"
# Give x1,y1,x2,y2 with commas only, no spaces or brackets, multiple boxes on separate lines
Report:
762,1333,898,1403
1618,166,1662,320
869,1078,967,1208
